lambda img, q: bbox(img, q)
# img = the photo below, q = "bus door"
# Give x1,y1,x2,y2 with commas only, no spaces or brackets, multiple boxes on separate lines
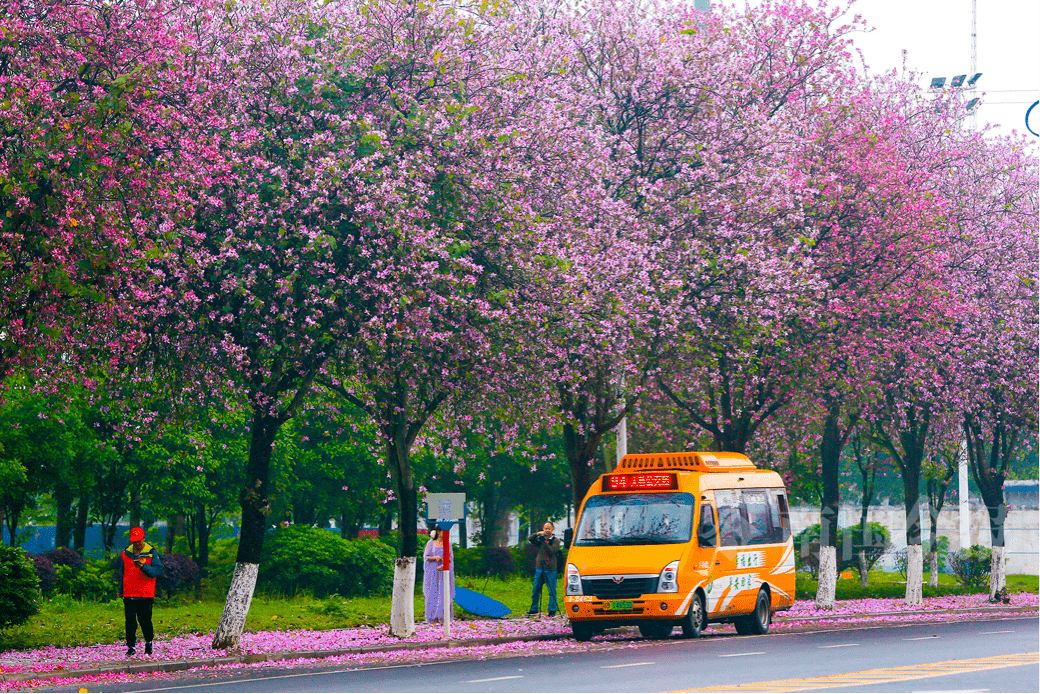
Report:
708,488,759,615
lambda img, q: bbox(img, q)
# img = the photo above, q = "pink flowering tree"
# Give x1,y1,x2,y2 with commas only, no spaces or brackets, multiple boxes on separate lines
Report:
0,0,193,383
948,134,1038,600
125,0,451,648
311,0,622,636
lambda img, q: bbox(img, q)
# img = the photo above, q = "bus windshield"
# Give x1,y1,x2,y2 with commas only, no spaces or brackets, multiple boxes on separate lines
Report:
574,492,696,546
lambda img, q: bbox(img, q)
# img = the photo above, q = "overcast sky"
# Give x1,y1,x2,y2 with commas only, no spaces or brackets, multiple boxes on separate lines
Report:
723,0,1040,138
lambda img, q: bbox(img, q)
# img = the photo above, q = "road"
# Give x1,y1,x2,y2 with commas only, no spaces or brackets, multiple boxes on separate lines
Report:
49,617,1038,693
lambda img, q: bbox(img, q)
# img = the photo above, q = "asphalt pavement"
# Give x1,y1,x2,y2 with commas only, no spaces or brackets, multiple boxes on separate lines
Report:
45,616,1038,693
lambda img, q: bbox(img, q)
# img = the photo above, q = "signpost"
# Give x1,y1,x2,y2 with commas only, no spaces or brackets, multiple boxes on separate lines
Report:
425,493,465,639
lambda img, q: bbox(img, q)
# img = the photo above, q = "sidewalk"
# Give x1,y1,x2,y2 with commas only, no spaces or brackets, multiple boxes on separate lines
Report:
2,594,1036,690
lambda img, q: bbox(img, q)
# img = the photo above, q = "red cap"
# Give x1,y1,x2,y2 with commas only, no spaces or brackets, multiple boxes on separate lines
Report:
129,527,145,541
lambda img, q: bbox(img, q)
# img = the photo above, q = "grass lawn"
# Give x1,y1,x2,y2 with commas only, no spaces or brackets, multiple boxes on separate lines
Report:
3,571,1033,652
0,574,564,652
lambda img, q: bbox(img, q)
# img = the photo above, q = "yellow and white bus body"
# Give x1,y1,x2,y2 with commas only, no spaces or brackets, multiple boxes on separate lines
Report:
564,451,795,641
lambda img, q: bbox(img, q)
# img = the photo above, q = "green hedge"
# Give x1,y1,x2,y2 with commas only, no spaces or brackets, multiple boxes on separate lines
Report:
258,526,395,598
0,544,41,629
794,523,891,578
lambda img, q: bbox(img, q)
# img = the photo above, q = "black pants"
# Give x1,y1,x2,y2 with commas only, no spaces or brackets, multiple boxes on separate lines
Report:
123,598,154,647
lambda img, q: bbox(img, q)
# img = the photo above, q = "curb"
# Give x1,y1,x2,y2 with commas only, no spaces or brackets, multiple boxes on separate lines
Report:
771,603,1036,623
0,632,572,686
2,606,1035,687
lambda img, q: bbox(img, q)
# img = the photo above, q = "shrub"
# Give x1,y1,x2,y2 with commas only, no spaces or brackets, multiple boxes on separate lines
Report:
512,542,539,577
485,547,517,577
795,523,891,578
44,547,85,573
450,547,482,577
29,554,57,595
258,526,394,598
158,553,201,598
450,547,519,578
54,559,116,601
0,543,41,629
949,545,992,590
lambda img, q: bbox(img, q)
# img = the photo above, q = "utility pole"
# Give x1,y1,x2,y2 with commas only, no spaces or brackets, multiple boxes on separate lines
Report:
969,0,977,130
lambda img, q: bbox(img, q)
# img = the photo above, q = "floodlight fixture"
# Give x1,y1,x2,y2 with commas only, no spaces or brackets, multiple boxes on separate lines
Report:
929,77,946,89
965,97,981,112
967,72,982,87
950,74,967,88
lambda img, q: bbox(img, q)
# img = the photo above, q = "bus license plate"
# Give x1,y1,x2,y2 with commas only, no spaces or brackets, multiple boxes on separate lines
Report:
608,600,633,610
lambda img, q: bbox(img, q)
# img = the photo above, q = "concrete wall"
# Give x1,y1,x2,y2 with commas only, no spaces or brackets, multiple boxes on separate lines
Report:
790,504,1039,576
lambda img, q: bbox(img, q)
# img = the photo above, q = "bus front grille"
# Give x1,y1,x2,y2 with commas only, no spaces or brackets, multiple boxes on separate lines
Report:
582,577,656,599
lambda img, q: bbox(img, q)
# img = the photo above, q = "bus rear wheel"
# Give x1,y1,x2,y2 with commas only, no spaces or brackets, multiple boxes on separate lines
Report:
734,589,771,635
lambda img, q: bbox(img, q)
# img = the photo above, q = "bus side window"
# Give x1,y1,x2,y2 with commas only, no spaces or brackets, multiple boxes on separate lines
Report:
776,491,791,542
698,504,717,548
717,490,746,547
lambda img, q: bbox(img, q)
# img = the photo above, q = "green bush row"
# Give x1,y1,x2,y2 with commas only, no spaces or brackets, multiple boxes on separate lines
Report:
257,526,396,598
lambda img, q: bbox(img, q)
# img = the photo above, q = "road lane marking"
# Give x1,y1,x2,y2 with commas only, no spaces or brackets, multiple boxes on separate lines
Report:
717,652,765,657
819,643,859,648
980,630,1014,634
666,652,1038,692
602,662,656,668
904,636,939,640
465,675,524,683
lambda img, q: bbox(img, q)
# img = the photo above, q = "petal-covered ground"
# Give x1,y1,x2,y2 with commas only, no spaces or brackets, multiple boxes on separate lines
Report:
1,592,1034,691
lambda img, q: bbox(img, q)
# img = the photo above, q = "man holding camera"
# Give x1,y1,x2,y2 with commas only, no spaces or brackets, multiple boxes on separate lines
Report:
115,527,164,657
527,521,562,617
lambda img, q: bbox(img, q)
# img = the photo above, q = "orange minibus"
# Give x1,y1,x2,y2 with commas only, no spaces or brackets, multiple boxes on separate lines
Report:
564,451,794,641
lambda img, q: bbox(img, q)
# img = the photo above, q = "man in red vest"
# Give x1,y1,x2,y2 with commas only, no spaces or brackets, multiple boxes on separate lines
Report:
116,527,164,656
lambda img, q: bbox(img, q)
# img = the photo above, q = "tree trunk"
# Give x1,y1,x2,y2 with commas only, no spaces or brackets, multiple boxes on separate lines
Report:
54,484,74,549
987,502,1007,600
386,423,419,638
492,504,511,548
816,545,837,610
562,423,603,509
129,483,143,528
212,410,283,650
73,495,90,553
902,493,924,607
166,514,181,554
858,550,869,589
815,409,843,610
390,557,416,637
928,500,941,588
905,544,923,605
4,504,21,547
198,512,211,572
899,431,926,606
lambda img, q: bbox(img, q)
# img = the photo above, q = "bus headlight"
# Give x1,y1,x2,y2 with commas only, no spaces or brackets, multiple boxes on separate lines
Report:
566,563,583,596
658,560,680,593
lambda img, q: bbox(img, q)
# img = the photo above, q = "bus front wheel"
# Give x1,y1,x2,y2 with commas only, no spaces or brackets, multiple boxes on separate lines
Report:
680,593,705,638
734,589,771,635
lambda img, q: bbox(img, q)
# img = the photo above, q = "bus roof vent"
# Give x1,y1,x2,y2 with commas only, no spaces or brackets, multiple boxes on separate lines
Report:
613,451,756,473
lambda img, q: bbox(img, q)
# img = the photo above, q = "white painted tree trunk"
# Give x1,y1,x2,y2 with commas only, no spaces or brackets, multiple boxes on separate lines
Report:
858,550,869,589
815,545,836,610
389,556,416,638
211,562,259,650
989,546,1006,600
928,550,939,588
904,545,923,606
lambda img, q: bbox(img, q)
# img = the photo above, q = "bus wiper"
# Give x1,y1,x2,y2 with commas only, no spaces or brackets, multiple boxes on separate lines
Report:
575,538,616,546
